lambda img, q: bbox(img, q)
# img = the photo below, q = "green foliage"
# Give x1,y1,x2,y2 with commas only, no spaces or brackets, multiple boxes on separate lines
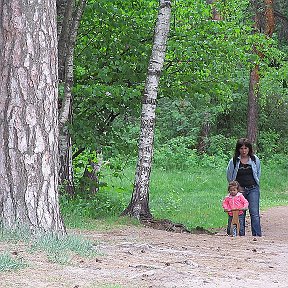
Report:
153,136,198,169
258,130,282,160
70,0,288,165
205,134,236,159
60,192,124,220
72,0,156,155
0,252,27,272
61,173,131,220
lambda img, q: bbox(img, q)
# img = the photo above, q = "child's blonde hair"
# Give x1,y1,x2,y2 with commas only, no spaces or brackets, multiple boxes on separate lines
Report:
228,180,240,192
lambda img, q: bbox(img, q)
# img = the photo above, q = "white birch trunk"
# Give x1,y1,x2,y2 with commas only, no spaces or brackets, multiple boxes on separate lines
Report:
0,0,65,233
122,0,171,219
58,0,86,194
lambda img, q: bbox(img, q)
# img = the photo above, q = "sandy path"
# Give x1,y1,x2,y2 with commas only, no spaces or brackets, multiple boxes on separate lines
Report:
0,206,287,288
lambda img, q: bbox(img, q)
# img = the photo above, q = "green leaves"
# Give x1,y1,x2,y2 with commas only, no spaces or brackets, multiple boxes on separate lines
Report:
69,0,288,179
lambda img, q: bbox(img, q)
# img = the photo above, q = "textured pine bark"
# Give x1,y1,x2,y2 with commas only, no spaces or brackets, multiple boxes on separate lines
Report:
247,65,259,145
264,0,275,37
122,0,171,220
247,0,275,145
0,1,65,233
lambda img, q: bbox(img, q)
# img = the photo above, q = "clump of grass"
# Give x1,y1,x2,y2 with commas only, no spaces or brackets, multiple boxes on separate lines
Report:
0,226,31,243
29,232,98,264
0,252,27,272
0,227,99,265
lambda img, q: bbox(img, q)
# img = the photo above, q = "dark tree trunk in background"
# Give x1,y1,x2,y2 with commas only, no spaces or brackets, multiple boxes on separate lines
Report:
122,0,172,220
0,0,65,233
247,65,259,145
264,0,275,37
247,0,275,145
207,0,222,21
197,112,211,154
83,151,103,194
274,1,288,43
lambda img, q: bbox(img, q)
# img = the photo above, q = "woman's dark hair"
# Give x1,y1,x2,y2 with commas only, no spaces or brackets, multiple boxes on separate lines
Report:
233,138,255,162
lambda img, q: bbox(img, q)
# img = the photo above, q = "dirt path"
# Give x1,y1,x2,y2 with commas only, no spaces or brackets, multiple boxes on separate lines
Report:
0,206,288,288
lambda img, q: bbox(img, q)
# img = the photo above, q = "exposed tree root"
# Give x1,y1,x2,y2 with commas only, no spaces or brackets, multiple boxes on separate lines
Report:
141,218,215,235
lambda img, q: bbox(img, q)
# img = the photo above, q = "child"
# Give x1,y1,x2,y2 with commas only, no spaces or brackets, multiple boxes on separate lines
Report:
222,180,249,236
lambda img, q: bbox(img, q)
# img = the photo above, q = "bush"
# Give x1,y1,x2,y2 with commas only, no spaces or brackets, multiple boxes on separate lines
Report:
153,136,198,169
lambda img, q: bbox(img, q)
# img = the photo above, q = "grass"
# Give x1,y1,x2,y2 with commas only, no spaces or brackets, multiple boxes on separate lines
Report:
62,160,288,231
0,252,27,272
29,232,98,264
0,227,98,267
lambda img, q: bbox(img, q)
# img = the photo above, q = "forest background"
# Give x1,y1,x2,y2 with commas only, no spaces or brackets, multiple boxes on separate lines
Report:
58,0,288,231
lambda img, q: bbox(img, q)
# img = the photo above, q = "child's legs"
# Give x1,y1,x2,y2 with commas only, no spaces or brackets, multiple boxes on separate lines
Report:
227,216,232,235
239,213,245,236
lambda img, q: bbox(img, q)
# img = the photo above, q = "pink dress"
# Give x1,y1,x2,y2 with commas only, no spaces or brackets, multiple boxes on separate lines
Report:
222,192,249,216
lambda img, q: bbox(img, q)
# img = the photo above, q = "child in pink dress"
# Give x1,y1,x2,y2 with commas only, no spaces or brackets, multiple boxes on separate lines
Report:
222,181,249,236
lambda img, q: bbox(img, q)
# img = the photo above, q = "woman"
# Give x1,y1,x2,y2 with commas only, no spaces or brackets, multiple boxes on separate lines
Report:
226,138,262,237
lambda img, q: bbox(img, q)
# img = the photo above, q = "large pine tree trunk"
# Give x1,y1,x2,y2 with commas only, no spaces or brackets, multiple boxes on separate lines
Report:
0,1,65,233
247,0,275,145
247,65,259,144
121,0,171,220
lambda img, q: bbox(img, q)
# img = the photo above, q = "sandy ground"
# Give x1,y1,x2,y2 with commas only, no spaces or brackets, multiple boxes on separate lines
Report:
0,206,288,288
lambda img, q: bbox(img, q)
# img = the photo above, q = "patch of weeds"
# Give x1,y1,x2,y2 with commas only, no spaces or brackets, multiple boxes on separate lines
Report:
0,227,99,265
29,232,99,264
113,215,141,227
0,226,31,243
0,252,27,272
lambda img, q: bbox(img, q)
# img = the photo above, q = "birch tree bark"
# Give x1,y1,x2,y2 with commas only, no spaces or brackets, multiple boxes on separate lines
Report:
121,0,171,220
57,0,86,194
0,0,65,233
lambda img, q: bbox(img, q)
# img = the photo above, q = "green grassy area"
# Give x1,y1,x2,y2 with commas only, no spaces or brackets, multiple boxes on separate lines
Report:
0,252,27,272
62,161,288,231
0,228,97,266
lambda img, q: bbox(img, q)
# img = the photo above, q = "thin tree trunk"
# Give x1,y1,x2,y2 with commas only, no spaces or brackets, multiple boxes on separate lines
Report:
121,0,172,220
197,112,211,154
59,0,86,129
58,0,86,194
83,151,103,194
57,0,75,82
0,0,65,233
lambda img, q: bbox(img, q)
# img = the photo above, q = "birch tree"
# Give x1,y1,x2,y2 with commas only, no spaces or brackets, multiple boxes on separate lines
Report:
121,0,172,220
0,0,65,233
57,0,86,194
